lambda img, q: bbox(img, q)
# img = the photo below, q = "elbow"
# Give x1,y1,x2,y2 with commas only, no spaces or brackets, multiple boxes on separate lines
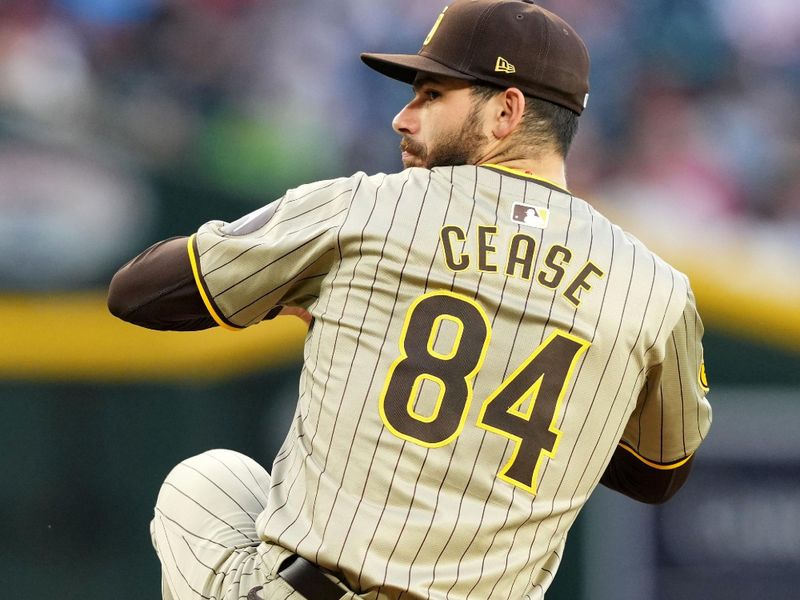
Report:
107,269,138,323
601,448,695,505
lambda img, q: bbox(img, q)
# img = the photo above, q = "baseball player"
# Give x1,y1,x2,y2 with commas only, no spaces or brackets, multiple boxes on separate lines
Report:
108,1,712,599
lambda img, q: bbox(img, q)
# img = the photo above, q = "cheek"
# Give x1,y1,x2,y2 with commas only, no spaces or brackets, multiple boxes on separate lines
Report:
421,107,452,141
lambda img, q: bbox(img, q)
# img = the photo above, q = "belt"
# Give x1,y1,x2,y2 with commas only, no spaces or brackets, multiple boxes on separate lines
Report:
278,555,347,600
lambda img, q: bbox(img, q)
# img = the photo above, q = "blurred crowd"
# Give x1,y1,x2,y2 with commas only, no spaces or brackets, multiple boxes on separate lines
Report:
0,0,798,289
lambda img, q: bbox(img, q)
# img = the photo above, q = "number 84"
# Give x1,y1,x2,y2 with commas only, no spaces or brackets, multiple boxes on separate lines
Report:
378,290,590,495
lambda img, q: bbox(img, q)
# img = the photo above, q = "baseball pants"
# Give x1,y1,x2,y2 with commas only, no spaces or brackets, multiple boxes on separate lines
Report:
150,449,356,600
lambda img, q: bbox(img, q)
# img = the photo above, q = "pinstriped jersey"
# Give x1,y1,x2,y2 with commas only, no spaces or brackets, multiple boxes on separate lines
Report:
191,164,712,600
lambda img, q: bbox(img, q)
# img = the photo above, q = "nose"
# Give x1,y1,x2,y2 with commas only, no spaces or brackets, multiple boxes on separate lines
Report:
392,102,418,136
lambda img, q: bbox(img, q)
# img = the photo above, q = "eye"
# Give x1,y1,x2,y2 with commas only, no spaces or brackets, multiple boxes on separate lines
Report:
426,89,441,101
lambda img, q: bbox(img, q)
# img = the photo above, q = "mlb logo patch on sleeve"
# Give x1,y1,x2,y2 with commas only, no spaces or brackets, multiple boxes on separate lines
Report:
512,203,550,229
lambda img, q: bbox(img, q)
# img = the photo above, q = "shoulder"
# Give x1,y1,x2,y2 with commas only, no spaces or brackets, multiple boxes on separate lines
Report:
583,200,692,291
342,168,445,200
285,170,431,198
283,174,362,202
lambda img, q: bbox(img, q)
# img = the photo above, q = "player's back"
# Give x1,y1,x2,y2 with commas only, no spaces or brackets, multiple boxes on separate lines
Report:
260,165,698,599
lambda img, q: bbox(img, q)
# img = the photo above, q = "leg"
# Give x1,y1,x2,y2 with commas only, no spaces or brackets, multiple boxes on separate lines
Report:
151,449,273,600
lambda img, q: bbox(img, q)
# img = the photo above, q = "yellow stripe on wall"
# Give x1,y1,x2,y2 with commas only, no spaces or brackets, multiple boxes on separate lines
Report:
592,203,800,353
0,292,307,381
1,244,798,383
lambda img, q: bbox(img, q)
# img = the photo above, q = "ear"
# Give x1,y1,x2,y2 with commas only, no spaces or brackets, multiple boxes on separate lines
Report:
491,88,526,140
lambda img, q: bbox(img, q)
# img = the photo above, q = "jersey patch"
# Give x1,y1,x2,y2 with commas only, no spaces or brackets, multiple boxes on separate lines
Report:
220,201,281,236
512,203,550,229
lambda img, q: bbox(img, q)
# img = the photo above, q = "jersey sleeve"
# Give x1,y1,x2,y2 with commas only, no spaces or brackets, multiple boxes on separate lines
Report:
189,176,356,329
620,286,712,467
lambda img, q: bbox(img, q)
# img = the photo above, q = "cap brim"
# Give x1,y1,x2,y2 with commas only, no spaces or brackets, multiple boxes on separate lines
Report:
360,52,477,85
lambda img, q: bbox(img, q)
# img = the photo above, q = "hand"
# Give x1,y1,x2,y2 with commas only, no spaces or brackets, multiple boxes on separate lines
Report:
278,305,313,326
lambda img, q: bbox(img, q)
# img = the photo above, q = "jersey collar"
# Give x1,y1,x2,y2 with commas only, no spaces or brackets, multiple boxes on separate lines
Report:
480,163,571,195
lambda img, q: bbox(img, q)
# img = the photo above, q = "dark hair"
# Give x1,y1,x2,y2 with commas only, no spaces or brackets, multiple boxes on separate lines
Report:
471,84,579,157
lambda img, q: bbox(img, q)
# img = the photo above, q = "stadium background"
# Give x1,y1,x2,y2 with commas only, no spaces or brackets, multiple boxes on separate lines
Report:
1,0,798,598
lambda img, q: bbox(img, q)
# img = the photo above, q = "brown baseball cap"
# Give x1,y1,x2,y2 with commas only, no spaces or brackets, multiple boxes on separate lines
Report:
361,0,590,115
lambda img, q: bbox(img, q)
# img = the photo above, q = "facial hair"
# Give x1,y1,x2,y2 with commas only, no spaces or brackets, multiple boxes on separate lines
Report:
400,102,488,169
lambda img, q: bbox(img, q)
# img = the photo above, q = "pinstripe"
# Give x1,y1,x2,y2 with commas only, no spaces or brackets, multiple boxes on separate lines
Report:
293,173,370,461
300,176,426,561
633,267,677,456
539,249,659,558
348,427,397,584
204,243,266,277
378,444,430,593
596,365,649,480
306,178,387,562
695,308,706,438
508,217,612,596
163,481,259,542
157,514,214,600
282,179,341,204
537,189,574,346
395,171,461,599
434,168,507,594
180,535,223,575
271,411,302,467
270,191,352,227
261,439,305,517
660,381,666,462
368,179,444,582
578,252,657,463
270,180,366,481
205,454,269,510
179,464,262,537
448,278,517,599
255,206,350,249
199,237,227,258
229,254,333,320
450,180,543,599
355,174,434,584
636,383,645,453
322,174,417,570
446,165,480,294
422,169,484,595
510,191,582,509
675,317,687,456
155,507,228,548
480,194,553,598
556,230,636,469
210,228,336,296
234,454,271,499
521,193,586,563
416,168,483,596
262,173,397,556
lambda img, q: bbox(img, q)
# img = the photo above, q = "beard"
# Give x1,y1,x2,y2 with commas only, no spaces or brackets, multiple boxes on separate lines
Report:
400,103,488,169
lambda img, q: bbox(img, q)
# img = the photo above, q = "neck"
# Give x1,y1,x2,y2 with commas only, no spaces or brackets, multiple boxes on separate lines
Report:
475,148,568,189
486,158,567,189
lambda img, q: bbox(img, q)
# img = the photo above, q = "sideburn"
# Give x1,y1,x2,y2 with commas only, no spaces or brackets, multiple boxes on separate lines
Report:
424,101,489,169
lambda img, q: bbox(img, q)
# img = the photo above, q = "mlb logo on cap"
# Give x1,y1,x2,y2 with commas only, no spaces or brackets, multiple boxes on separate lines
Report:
512,203,550,229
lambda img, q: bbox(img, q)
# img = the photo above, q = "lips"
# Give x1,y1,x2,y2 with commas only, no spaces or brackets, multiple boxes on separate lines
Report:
400,138,426,167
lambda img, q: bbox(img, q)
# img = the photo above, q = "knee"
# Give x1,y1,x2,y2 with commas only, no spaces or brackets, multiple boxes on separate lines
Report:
175,448,251,473
156,449,271,509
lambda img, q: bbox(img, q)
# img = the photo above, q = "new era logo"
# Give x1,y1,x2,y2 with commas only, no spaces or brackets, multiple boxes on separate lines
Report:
512,203,550,229
495,57,516,74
